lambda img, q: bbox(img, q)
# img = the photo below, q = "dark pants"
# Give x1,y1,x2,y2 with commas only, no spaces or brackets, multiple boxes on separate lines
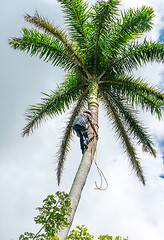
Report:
73,124,89,153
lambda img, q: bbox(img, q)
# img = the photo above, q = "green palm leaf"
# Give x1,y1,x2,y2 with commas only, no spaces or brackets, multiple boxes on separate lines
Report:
99,87,145,185
56,89,89,185
90,0,120,72
100,87,156,156
57,0,90,46
106,6,154,52
100,75,164,119
24,12,87,71
22,72,87,136
108,39,164,74
9,28,78,71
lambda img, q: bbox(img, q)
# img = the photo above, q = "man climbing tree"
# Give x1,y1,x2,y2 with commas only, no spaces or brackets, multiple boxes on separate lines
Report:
9,0,164,238
73,110,99,154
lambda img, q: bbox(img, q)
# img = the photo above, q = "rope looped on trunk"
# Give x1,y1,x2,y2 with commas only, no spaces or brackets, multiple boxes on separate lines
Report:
89,132,108,191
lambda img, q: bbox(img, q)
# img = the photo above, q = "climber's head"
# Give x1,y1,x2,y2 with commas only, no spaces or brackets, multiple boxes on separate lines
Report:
83,110,93,118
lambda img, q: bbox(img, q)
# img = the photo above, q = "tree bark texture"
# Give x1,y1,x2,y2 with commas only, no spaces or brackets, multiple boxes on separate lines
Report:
56,102,99,239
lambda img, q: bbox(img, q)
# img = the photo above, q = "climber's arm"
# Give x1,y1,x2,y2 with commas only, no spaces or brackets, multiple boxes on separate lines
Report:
90,121,99,138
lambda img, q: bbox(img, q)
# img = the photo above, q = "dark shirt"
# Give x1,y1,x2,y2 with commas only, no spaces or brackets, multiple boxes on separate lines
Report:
73,113,91,129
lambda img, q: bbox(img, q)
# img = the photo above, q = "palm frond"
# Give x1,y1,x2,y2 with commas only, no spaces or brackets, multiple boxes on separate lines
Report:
90,0,120,72
99,86,145,185
99,75,164,119
24,12,88,72
93,5,155,73
107,39,164,75
22,72,88,136
9,28,78,71
100,87,157,156
106,6,154,52
24,12,69,43
57,0,90,46
56,88,89,185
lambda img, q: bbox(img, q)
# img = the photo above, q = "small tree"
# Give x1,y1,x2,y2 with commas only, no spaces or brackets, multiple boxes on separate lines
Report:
19,192,71,240
19,193,128,240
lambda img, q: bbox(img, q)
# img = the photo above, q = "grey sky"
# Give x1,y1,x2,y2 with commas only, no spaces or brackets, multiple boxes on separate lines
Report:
1,0,164,240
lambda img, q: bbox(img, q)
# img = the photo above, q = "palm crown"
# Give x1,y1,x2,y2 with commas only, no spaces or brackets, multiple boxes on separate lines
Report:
9,0,164,186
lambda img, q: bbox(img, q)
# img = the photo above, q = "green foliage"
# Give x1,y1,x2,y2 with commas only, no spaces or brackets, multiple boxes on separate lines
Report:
19,232,52,240
66,225,94,239
106,6,154,52
35,192,71,235
9,28,75,70
98,235,128,240
98,236,113,240
18,192,127,240
19,192,71,240
19,232,35,240
90,0,120,72
19,225,128,240
57,0,90,48
21,72,87,137
66,225,128,240
102,90,156,156
109,39,164,75
99,86,146,184
101,74,164,119
23,11,86,71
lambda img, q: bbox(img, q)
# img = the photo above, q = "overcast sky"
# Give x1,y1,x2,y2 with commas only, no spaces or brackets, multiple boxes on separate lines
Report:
1,0,164,240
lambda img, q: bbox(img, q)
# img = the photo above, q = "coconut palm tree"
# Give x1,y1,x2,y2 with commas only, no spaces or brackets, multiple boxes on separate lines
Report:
9,0,164,238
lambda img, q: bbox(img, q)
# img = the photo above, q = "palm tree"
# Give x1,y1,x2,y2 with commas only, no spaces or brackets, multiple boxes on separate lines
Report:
9,0,164,238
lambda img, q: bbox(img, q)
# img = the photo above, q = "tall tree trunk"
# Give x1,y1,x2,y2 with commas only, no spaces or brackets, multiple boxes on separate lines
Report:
56,82,99,240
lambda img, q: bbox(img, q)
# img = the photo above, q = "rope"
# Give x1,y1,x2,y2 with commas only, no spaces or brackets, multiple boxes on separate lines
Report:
90,133,108,191
94,146,108,191
74,121,108,190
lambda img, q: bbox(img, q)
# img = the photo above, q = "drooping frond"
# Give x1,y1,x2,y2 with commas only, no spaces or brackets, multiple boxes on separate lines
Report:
57,0,90,46
56,88,89,185
107,39,164,75
22,72,87,136
9,28,78,71
100,87,157,156
106,6,154,52
100,75,164,119
99,86,145,185
90,0,120,72
24,13,88,72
